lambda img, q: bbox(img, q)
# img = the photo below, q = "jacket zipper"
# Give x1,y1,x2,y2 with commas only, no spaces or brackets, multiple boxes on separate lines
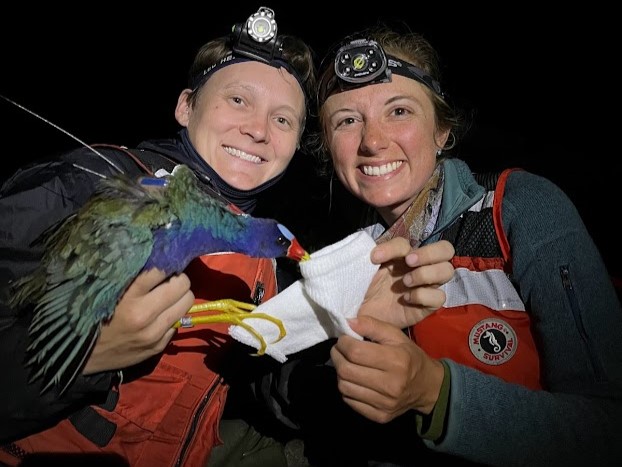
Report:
253,281,265,306
560,265,605,380
175,376,223,467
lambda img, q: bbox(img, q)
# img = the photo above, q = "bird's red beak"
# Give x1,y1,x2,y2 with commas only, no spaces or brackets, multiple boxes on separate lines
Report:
288,238,310,262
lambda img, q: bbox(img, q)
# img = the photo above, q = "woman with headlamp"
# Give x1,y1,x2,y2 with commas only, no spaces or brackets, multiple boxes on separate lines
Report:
0,9,456,467
303,25,622,466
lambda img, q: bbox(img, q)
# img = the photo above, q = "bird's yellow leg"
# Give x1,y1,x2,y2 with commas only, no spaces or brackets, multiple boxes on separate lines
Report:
173,298,286,352
188,299,257,314
184,299,286,339
174,312,285,341
174,313,273,354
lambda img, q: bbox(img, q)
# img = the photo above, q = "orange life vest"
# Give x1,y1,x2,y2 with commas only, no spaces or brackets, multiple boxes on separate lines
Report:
412,169,542,390
0,253,279,467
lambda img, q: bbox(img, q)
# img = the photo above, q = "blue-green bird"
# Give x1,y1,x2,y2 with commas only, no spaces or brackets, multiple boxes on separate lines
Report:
8,164,309,395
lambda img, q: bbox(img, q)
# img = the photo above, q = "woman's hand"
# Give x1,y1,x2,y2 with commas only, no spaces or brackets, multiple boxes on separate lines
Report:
83,269,194,374
359,238,454,328
331,315,444,423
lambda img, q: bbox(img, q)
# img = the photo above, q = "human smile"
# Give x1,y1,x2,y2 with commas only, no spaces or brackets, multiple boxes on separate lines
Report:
361,161,403,176
223,146,264,164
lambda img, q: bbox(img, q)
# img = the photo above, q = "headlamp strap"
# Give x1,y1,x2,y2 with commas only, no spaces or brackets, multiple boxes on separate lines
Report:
319,38,443,105
386,56,443,97
189,7,306,99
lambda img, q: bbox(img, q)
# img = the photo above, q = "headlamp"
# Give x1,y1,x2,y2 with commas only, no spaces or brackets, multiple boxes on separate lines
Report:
246,7,277,42
334,39,389,84
231,6,283,63
190,7,306,98
318,38,443,106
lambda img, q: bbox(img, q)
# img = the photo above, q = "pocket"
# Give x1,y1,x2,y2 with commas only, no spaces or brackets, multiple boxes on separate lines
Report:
113,361,190,434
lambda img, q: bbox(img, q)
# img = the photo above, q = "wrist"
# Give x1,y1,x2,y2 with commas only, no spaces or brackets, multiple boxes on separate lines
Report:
416,360,451,441
417,357,445,414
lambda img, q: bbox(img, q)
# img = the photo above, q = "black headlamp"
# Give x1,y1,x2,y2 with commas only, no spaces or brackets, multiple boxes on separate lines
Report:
317,38,443,106
190,6,306,96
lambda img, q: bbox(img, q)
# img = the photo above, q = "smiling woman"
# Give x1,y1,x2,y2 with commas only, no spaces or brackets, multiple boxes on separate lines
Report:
1,10,617,278
0,6,318,466
1,8,619,465
175,59,305,191
295,25,622,466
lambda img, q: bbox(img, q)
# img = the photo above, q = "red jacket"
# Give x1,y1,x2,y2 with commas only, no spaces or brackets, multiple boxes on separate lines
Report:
0,253,279,467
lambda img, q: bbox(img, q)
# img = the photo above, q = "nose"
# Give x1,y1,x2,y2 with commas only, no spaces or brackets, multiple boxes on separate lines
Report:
240,112,270,143
359,119,389,155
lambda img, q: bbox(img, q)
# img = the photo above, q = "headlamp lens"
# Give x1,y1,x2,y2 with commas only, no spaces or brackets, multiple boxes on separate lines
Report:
246,7,277,43
334,39,389,84
231,6,281,63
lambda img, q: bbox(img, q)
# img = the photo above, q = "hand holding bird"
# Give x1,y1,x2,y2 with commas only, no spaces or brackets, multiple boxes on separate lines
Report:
81,268,194,375
7,164,309,395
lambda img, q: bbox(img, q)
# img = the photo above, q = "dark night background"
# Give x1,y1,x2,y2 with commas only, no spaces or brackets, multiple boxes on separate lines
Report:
1,5,619,279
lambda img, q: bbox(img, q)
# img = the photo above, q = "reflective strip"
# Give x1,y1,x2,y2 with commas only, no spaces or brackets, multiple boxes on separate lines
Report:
441,267,525,312
468,190,495,212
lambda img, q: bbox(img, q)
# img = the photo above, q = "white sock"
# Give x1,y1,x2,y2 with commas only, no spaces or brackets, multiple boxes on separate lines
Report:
229,231,379,362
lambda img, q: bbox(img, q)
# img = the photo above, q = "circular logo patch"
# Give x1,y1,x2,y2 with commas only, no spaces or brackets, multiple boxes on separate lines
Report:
468,318,517,365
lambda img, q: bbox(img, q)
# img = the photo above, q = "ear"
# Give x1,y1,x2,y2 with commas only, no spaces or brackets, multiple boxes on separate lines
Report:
435,127,451,149
175,90,192,126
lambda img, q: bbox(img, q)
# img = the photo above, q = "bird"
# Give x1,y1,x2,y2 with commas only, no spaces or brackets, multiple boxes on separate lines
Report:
7,163,309,395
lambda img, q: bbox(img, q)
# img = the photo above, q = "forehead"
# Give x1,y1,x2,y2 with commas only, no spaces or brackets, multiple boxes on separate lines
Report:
203,61,305,108
324,74,431,108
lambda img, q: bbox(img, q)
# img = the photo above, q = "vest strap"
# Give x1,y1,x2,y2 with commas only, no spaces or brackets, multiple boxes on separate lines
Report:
68,388,119,447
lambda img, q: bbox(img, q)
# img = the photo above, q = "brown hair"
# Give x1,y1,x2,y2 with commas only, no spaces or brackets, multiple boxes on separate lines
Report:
311,25,466,176
185,35,316,134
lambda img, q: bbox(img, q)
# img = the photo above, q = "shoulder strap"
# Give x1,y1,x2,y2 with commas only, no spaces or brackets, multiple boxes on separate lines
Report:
129,148,179,175
91,143,179,176
491,168,520,267
441,168,520,269
473,170,504,191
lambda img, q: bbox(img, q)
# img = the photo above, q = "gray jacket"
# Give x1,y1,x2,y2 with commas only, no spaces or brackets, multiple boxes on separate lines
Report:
423,158,622,466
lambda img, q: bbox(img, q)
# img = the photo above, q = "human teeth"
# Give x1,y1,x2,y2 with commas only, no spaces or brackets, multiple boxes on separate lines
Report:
362,161,403,176
223,146,262,163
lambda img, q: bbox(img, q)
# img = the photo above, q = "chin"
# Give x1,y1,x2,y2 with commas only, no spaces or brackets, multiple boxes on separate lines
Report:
366,193,407,212
229,177,265,191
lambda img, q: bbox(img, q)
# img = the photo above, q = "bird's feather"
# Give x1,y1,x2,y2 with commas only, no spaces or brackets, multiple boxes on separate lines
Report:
8,164,306,395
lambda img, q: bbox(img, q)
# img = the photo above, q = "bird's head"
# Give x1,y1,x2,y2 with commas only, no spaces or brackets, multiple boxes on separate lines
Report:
165,165,310,262
240,219,310,262
277,223,310,262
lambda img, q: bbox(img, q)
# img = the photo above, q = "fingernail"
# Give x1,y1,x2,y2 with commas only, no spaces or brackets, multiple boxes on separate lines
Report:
406,252,419,266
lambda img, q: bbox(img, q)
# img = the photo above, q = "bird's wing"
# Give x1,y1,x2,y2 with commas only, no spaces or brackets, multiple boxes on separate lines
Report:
25,217,154,394
20,171,173,394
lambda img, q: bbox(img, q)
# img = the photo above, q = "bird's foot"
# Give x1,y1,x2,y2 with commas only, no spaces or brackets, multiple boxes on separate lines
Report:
188,299,257,314
173,299,285,355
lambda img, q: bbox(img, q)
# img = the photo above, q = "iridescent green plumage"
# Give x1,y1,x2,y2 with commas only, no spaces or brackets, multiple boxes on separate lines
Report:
8,164,307,395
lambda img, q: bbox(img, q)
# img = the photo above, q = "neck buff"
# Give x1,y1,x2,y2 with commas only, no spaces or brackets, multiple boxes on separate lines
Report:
179,128,286,214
